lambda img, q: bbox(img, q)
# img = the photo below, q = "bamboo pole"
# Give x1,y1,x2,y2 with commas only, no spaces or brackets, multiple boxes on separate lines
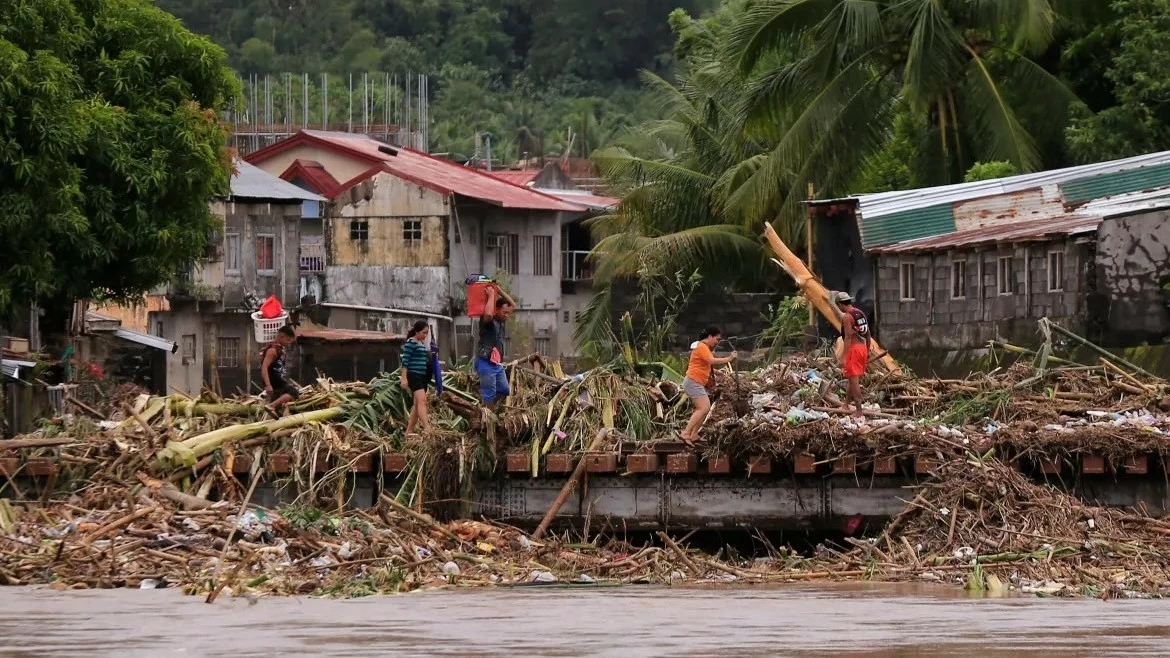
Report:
762,222,901,374
532,428,608,540
1044,319,1161,381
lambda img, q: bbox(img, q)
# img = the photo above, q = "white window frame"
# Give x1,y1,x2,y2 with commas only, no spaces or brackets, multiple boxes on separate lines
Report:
899,262,916,301
216,336,241,368
950,259,966,300
256,233,276,275
1047,250,1065,292
997,256,1013,296
224,233,241,274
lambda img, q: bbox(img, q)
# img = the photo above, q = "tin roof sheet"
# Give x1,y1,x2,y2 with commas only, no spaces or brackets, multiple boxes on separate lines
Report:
870,215,1104,254
230,160,325,202
251,131,585,212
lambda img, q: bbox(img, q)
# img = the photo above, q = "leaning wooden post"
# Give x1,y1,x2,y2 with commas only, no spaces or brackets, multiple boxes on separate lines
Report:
532,428,608,541
762,222,901,375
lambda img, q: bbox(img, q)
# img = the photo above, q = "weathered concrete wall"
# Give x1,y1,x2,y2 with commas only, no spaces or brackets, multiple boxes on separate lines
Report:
323,172,451,314
92,296,170,334
248,143,372,187
876,238,1088,350
324,266,450,314
446,201,565,355
1095,210,1170,345
202,200,302,309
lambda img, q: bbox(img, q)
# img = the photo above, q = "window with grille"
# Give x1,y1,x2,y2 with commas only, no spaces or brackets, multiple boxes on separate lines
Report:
997,256,1013,295
534,235,553,276
403,219,423,245
495,233,520,275
350,220,369,242
899,263,915,300
534,337,551,354
256,234,275,273
951,260,966,300
1047,251,1065,292
216,337,240,368
225,233,241,273
563,311,570,323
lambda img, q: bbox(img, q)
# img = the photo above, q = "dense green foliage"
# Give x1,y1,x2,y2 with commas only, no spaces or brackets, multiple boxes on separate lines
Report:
155,0,713,161
0,0,237,320
577,0,1170,351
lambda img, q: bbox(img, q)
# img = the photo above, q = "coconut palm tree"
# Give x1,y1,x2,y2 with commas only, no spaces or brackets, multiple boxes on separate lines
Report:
725,0,1087,223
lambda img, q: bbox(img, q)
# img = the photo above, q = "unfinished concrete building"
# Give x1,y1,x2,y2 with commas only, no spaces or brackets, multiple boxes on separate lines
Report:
808,151,1170,352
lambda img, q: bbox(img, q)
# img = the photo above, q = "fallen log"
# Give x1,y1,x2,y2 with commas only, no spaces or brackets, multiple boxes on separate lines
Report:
763,222,900,374
0,437,77,450
533,428,609,541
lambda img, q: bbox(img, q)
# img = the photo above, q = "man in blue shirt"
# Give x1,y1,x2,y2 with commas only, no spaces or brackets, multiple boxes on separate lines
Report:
476,285,515,408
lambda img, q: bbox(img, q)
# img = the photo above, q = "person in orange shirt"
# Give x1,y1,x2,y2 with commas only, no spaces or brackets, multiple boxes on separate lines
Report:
834,292,871,418
680,327,737,444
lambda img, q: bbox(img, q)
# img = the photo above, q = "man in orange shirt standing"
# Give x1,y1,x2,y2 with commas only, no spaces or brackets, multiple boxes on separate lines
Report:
834,292,871,418
680,327,737,444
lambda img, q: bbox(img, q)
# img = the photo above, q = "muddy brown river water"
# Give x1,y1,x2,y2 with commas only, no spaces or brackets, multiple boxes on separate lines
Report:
0,584,1167,657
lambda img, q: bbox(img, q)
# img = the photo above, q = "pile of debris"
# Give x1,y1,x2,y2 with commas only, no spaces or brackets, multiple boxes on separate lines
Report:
818,454,1170,598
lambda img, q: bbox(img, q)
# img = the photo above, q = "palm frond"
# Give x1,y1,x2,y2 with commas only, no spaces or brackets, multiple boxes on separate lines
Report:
960,48,1041,171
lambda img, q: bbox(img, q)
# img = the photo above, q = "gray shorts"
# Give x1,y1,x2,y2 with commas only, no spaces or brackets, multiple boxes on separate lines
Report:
682,376,708,400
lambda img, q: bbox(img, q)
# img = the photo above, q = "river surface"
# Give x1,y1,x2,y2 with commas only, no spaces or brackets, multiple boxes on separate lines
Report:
0,584,1168,657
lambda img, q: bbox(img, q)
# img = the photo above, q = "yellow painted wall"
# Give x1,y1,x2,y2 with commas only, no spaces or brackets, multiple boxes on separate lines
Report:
92,296,171,333
250,143,373,185
330,172,448,267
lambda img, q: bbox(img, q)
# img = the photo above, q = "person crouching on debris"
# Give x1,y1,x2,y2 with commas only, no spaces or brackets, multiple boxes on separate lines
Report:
476,285,516,409
401,321,433,434
261,325,299,417
680,327,737,445
834,292,871,418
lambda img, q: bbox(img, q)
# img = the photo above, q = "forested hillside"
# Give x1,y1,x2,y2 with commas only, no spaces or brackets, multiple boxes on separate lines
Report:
155,0,714,160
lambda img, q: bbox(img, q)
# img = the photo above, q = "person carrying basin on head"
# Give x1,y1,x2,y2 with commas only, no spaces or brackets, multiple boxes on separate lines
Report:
680,326,737,445
475,284,516,409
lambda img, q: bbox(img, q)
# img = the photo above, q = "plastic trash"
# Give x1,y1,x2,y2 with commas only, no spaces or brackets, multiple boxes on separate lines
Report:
441,561,461,576
528,570,557,583
139,579,159,590
414,546,433,560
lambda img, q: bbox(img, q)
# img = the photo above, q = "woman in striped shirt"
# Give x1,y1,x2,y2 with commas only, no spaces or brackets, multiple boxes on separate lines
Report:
400,321,433,434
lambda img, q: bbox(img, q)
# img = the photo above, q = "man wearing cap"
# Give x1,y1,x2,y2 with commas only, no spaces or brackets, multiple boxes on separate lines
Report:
834,291,871,417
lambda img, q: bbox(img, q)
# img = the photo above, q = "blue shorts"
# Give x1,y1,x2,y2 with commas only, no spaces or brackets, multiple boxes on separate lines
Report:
475,358,510,403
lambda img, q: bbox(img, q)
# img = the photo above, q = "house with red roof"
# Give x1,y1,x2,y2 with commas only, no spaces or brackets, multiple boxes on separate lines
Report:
246,130,591,358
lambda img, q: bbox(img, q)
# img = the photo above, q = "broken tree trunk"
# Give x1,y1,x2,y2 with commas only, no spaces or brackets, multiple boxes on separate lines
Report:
532,428,609,541
763,222,901,374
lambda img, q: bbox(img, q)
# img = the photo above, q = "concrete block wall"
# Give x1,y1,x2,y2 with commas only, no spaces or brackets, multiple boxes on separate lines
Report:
877,238,1088,351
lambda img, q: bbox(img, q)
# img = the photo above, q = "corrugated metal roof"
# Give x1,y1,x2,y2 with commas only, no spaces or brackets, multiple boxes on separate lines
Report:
113,327,177,353
818,150,1170,248
487,170,541,186
871,215,1103,254
1,358,36,379
296,326,404,343
860,203,956,249
288,131,586,212
1060,162,1170,204
231,160,325,202
536,188,619,211
281,159,342,198
836,150,1170,219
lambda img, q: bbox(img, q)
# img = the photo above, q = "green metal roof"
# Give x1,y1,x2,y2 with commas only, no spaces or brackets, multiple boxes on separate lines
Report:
1059,162,1170,204
859,203,956,250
